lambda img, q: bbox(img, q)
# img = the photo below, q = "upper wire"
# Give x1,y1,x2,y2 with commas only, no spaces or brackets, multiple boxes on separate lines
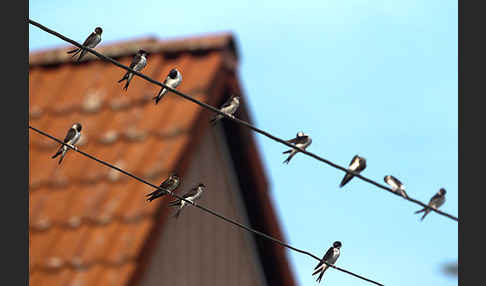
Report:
28,18,458,222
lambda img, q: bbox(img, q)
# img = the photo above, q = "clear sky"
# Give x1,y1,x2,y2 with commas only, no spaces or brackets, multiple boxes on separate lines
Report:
29,1,458,285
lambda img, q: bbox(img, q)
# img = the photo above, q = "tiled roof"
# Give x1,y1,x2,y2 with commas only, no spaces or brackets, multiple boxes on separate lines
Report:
29,33,296,286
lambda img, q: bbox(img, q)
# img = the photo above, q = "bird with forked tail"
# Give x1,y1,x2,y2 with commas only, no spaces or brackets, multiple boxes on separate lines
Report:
153,68,182,104
67,27,102,62
168,183,205,218
384,175,408,198
312,241,342,283
146,174,181,202
118,49,148,91
339,155,366,188
210,95,240,125
282,131,312,164
415,188,446,221
51,123,82,165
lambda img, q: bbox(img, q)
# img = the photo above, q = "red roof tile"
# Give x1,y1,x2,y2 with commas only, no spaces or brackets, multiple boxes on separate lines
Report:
29,32,296,286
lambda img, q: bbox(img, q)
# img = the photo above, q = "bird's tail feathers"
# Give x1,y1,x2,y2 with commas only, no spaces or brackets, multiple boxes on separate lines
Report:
339,173,354,188
168,200,181,207
51,148,62,159
123,81,130,91
312,265,328,283
282,149,292,154
210,115,222,126
283,156,292,164
414,208,425,214
76,50,87,62
58,152,66,165
145,191,155,197
421,210,430,221
118,73,128,83
122,74,133,91
153,95,161,105
173,208,182,219
67,48,80,55
316,270,325,283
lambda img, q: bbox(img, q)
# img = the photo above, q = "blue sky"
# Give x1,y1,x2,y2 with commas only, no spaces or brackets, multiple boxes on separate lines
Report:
29,1,458,285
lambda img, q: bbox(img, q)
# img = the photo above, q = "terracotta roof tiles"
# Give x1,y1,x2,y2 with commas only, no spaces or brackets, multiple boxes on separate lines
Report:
29,32,236,286
29,32,296,286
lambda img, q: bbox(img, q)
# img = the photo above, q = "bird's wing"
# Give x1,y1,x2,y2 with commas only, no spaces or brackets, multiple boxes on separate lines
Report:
182,187,200,199
159,177,173,189
314,247,334,270
287,135,308,144
63,128,76,143
349,155,359,167
295,135,309,145
286,136,299,144
220,96,235,109
129,54,142,69
82,32,97,46
429,193,442,204
392,176,403,186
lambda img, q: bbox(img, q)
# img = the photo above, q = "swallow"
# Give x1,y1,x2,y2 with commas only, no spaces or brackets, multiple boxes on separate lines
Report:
118,49,148,91
339,155,366,188
153,68,182,104
282,131,312,164
415,188,446,221
209,95,241,125
384,175,408,198
146,174,181,202
51,123,82,165
168,183,206,218
67,27,103,62
312,241,342,283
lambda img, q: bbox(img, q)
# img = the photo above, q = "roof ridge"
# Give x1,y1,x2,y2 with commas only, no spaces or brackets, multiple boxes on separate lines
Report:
29,31,237,66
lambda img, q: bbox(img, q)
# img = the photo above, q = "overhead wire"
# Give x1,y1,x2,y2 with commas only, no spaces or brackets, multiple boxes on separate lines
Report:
28,18,458,222
29,125,384,286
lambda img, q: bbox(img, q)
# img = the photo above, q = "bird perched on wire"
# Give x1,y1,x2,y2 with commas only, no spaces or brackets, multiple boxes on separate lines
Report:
51,123,82,165
67,27,103,62
153,68,182,104
312,241,342,283
210,95,240,125
339,155,366,188
415,188,446,221
146,174,181,202
384,175,408,198
118,49,148,91
282,131,312,164
168,183,206,218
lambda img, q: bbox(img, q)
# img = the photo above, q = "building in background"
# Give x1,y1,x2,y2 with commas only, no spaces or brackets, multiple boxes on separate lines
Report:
29,33,297,286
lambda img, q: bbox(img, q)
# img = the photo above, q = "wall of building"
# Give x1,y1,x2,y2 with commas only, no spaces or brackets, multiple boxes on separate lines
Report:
139,126,267,286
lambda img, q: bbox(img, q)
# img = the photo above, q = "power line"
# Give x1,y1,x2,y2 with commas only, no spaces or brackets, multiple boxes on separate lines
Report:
28,18,458,222
29,125,384,286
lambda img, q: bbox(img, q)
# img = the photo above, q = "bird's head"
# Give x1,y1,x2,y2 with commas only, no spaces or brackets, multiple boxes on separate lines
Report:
358,156,366,165
439,188,446,195
168,68,179,79
72,122,82,132
95,27,103,35
333,241,342,248
384,175,391,182
198,183,206,188
138,49,148,57
232,95,241,103
297,131,305,137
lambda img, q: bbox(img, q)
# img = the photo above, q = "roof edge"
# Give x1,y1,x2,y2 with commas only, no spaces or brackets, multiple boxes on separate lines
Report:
29,32,238,67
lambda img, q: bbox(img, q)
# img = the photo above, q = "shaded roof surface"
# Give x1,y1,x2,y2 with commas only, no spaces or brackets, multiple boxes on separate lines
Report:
29,33,296,286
